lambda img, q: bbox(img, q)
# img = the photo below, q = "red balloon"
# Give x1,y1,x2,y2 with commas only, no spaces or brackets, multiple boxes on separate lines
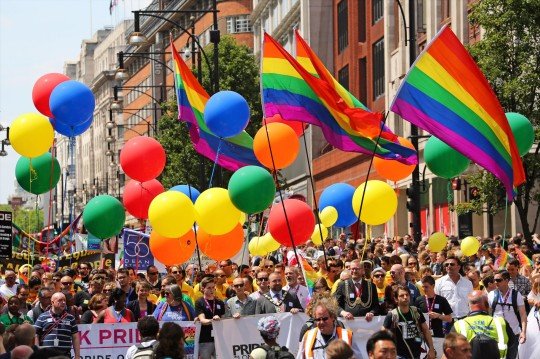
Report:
150,230,196,266
197,224,244,261
120,137,166,182
263,114,306,137
268,199,315,247
123,179,164,219
32,73,70,118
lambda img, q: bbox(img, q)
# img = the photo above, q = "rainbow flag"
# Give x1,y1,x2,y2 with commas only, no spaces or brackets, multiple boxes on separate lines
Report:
514,247,533,267
262,33,416,165
170,38,260,171
495,248,509,269
294,31,416,163
391,25,525,199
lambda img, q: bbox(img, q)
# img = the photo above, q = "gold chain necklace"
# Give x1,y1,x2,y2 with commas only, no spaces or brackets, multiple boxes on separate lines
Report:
345,279,372,308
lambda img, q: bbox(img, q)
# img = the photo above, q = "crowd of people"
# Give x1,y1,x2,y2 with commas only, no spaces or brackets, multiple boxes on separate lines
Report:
0,231,538,359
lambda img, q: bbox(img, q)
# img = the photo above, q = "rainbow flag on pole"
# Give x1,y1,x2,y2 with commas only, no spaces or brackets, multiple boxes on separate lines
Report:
262,33,417,165
170,38,260,171
391,25,525,199
514,247,533,267
494,247,509,269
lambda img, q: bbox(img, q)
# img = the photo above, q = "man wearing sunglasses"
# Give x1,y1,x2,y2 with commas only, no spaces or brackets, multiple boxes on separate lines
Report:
250,272,271,300
435,255,473,320
298,297,353,359
224,278,256,318
146,265,161,291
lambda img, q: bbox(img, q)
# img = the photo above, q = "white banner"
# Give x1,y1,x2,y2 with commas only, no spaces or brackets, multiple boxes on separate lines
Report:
213,313,309,359
76,321,198,359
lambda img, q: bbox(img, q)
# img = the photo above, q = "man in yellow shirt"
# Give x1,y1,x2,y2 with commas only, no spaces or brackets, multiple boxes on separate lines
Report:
170,266,195,302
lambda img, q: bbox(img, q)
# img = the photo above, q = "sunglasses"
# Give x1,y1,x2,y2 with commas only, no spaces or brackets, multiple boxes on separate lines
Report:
257,277,269,282
164,292,172,296
444,262,457,267
233,284,244,288
373,274,384,278
494,278,505,283
314,316,329,322
171,271,180,274
61,282,73,285
264,265,274,268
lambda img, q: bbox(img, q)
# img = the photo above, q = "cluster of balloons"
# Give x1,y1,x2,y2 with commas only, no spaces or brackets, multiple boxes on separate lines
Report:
12,73,95,196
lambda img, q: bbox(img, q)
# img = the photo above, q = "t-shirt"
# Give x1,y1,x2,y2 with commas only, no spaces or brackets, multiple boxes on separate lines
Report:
414,295,453,337
488,289,525,334
34,310,78,353
195,298,226,343
152,301,195,322
383,308,426,359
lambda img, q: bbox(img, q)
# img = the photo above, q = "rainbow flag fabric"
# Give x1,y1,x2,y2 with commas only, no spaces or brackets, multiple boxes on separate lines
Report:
494,247,509,269
262,33,417,165
514,247,533,267
170,38,260,171
391,25,525,199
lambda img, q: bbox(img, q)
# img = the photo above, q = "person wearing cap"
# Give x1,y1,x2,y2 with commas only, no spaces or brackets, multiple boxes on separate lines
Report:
250,316,293,359
152,284,195,322
371,267,387,307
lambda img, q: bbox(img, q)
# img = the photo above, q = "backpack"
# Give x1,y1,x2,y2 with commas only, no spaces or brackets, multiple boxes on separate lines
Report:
260,344,295,359
132,341,159,359
462,318,501,359
490,289,521,329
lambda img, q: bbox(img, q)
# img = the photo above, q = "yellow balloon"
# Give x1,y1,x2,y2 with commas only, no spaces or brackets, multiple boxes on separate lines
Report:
195,188,241,235
461,236,480,257
248,236,268,256
239,212,246,225
148,191,195,238
311,224,328,245
428,232,447,252
261,232,281,252
319,206,338,227
353,180,397,225
10,113,54,158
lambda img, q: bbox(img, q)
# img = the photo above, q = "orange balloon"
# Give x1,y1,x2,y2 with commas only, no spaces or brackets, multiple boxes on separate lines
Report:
149,230,196,266
374,137,416,182
253,123,299,169
197,224,244,261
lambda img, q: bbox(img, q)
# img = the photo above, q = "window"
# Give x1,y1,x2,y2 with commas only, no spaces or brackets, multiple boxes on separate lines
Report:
372,38,384,100
372,0,383,24
338,65,349,91
358,0,365,42
358,57,367,105
337,0,348,53
226,16,252,34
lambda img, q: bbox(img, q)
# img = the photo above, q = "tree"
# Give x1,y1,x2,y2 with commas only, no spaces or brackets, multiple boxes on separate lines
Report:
0,204,44,234
455,0,540,243
157,35,262,189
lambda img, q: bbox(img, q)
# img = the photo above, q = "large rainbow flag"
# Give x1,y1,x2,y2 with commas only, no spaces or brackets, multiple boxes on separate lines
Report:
391,25,525,199
262,33,417,165
294,31,417,163
170,38,260,171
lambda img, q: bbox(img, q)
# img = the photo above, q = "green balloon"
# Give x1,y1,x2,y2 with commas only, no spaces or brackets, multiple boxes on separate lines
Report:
424,136,469,179
83,195,126,239
15,153,60,195
228,166,276,213
506,112,534,156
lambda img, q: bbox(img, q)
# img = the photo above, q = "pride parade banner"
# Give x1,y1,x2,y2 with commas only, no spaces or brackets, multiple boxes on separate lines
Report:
75,321,198,359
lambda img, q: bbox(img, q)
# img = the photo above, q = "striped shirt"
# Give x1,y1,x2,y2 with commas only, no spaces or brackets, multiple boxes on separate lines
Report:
34,310,78,353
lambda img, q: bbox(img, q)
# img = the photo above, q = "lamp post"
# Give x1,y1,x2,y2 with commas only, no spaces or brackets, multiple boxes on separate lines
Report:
131,3,220,93
0,124,10,157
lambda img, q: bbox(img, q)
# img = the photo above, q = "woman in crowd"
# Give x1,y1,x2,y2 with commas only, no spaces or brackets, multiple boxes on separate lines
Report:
127,281,156,321
97,288,135,323
80,293,108,324
153,284,195,322
313,277,330,295
153,322,185,359
195,276,226,359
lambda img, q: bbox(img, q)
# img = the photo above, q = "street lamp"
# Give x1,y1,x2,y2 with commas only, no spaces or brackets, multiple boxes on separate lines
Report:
115,50,173,82
0,125,10,157
130,3,220,93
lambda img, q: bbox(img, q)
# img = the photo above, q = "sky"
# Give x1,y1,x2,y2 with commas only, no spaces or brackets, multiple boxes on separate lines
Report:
0,0,151,203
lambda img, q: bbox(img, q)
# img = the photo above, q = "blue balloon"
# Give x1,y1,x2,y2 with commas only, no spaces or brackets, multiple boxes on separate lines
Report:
51,114,93,137
170,184,201,203
203,90,250,138
319,183,357,228
49,80,95,126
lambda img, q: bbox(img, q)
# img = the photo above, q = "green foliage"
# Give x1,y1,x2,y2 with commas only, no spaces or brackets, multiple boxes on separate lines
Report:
157,36,262,190
464,0,540,240
0,204,44,233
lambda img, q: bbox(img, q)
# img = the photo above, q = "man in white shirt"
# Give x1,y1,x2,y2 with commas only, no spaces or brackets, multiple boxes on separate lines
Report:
0,270,18,302
282,266,309,309
125,316,159,359
488,269,527,359
434,255,473,319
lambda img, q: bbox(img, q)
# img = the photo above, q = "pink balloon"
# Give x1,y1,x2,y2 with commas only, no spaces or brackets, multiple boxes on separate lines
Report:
32,73,70,118
268,199,315,247
120,137,166,182
123,179,165,219
263,114,306,137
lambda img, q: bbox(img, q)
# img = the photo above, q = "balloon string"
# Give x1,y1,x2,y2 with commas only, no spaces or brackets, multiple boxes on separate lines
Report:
46,141,57,257
187,185,203,271
208,139,223,188
354,112,388,250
